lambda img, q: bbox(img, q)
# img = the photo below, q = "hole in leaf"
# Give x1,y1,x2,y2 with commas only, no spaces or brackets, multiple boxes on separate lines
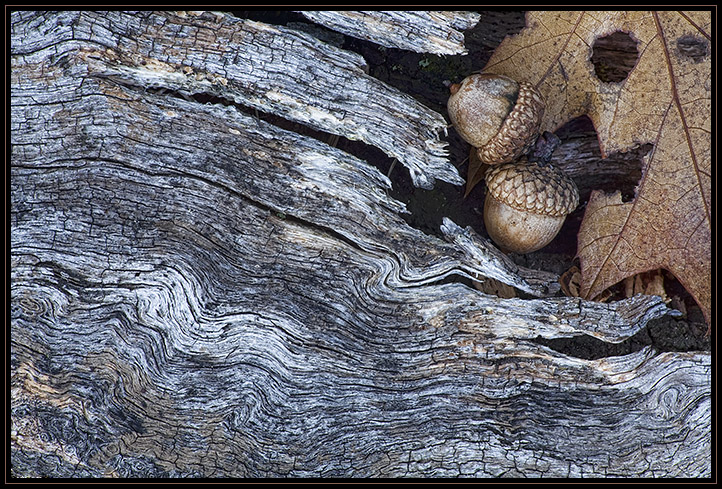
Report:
676,34,709,63
590,31,639,83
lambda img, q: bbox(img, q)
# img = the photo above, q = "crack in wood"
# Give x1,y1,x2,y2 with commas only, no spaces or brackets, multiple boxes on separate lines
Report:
11,10,710,478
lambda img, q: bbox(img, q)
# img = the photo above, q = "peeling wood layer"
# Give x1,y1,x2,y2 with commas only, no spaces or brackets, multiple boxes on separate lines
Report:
11,10,459,189
299,11,481,55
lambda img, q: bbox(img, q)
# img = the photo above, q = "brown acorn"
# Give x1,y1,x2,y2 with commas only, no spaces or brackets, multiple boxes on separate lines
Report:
448,74,545,165
483,159,579,254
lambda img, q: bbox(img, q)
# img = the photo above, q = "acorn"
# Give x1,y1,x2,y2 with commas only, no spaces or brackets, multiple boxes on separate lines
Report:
483,159,579,254
448,74,545,165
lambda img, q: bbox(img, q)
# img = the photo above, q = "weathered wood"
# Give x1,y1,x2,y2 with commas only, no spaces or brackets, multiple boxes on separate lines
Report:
298,11,481,55
11,11,710,478
552,117,647,201
51,10,460,190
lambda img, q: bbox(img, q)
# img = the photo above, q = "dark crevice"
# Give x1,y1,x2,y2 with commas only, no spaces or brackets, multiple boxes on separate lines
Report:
534,329,651,360
186,91,398,181
232,10,306,27
533,311,710,360
437,273,541,301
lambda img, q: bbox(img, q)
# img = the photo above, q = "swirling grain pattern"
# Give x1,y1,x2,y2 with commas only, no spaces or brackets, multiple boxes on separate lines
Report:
11,10,709,477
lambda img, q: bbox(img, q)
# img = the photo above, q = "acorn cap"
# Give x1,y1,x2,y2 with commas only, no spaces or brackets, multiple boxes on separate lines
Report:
477,82,545,165
485,160,579,217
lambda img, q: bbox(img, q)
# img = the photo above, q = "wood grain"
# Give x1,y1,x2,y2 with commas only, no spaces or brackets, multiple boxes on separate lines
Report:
11,10,710,478
299,11,481,55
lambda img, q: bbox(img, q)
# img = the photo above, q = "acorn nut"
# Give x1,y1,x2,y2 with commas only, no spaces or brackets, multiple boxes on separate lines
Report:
448,74,545,165
484,160,579,254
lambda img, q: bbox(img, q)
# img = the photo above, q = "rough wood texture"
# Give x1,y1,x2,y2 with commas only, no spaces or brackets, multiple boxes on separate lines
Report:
299,11,481,55
11,11,710,478
69,10,460,190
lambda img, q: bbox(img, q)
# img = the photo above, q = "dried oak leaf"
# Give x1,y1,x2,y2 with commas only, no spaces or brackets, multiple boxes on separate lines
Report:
464,146,487,197
481,11,711,326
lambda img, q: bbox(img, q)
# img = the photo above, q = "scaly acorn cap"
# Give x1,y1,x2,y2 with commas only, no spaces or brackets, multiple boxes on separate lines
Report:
485,160,579,217
477,82,545,165
483,160,579,254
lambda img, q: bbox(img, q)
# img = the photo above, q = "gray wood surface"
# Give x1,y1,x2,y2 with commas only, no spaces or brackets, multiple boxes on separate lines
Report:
298,11,481,55
11,10,710,478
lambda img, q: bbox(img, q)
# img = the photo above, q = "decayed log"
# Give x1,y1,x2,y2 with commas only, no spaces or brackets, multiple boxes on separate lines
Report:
298,11,481,55
65,10,460,190
11,11,710,478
